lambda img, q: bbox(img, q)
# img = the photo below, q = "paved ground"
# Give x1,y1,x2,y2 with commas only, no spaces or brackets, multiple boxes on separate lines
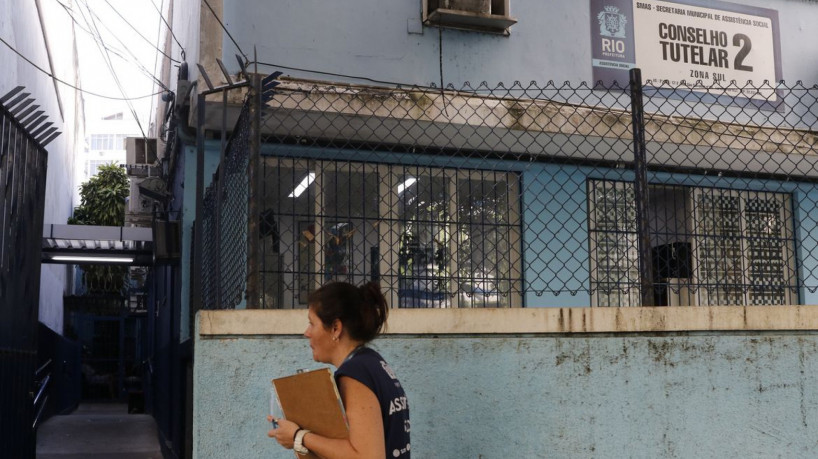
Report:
36,403,164,459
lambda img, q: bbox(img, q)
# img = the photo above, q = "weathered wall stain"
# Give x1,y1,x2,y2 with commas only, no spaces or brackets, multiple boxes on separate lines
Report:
194,332,818,458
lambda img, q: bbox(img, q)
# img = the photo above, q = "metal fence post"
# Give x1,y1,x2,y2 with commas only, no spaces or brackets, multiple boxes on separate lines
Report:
194,92,205,314
246,72,262,308
216,89,227,307
629,68,655,306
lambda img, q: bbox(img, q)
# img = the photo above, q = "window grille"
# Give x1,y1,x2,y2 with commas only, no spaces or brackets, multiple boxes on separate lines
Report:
259,158,522,309
588,179,796,306
588,180,641,307
694,189,795,306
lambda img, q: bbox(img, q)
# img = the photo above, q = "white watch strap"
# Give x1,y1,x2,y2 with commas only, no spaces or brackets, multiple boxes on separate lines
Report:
294,429,311,455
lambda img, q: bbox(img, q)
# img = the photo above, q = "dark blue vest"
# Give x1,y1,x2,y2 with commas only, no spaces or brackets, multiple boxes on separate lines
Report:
335,347,411,458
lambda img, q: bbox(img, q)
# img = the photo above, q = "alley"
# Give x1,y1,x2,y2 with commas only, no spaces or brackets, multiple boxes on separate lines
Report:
36,403,164,459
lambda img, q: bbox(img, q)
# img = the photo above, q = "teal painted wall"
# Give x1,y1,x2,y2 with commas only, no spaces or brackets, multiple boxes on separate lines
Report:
180,143,224,340
194,330,818,458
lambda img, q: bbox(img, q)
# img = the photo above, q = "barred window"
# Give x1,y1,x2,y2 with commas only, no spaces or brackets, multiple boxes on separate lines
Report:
693,188,796,306
588,179,797,307
587,180,641,307
261,158,522,309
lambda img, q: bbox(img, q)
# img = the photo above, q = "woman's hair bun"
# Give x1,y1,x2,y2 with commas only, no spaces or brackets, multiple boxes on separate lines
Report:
309,281,388,343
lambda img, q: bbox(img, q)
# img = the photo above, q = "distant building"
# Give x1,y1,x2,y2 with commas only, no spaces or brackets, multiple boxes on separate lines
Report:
75,111,135,200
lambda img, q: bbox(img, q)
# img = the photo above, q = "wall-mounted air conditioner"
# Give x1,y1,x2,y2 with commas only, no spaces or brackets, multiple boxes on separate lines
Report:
126,137,158,165
424,0,516,34
442,0,491,14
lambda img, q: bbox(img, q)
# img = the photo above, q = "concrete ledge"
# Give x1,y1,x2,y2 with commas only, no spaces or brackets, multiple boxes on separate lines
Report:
199,305,818,336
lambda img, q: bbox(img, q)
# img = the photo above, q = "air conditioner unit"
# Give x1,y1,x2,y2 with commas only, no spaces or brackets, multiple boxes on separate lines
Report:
126,137,158,165
424,0,516,34
442,0,490,14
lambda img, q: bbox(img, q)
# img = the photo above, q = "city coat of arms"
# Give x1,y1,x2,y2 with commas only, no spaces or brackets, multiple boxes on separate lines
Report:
598,5,627,39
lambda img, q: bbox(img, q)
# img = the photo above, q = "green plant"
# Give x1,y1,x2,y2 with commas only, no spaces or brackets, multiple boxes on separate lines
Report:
69,163,130,293
69,163,130,226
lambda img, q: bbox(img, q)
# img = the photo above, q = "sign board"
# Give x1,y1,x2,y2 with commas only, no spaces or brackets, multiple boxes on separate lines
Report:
590,0,781,105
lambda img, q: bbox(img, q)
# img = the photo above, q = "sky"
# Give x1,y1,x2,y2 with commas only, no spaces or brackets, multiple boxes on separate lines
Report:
60,0,167,132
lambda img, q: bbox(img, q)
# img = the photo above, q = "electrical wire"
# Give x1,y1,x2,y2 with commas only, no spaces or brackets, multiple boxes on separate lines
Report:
149,0,167,136
53,0,170,92
81,2,170,92
0,34,163,101
102,0,181,64
148,0,185,59
54,0,178,67
202,0,247,62
251,60,440,90
77,0,147,139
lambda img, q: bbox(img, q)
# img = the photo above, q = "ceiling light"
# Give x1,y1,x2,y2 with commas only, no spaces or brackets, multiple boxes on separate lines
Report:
288,172,315,198
51,255,134,263
397,177,417,195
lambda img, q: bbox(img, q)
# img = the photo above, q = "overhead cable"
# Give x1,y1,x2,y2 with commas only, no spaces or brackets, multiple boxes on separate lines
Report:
0,35,163,101
202,0,247,62
77,0,148,139
53,0,170,91
82,2,170,91
103,0,181,64
149,0,185,59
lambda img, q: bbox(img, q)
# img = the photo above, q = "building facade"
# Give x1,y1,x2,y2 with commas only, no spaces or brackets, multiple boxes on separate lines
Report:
146,0,818,456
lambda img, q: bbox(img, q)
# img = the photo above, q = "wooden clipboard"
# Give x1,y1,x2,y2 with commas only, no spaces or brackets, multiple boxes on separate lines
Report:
272,368,349,458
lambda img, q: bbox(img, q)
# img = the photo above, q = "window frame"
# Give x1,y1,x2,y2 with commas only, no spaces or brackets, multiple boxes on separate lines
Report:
264,157,523,309
587,178,798,307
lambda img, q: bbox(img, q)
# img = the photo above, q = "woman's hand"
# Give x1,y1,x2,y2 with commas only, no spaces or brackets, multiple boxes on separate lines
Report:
267,416,300,449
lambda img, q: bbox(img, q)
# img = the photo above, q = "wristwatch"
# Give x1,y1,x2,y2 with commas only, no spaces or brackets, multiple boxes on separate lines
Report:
293,429,311,455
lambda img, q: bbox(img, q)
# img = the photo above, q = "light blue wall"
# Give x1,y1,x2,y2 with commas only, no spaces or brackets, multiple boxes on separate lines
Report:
523,163,595,307
194,330,818,458
218,0,818,87
179,143,223,340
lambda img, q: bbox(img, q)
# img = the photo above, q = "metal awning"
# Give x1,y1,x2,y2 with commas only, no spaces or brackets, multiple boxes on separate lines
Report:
41,224,153,265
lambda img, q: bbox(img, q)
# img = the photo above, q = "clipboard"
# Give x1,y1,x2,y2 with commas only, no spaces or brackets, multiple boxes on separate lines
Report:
272,368,349,458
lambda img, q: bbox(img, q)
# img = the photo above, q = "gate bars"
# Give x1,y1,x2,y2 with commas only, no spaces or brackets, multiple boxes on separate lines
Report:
0,86,61,457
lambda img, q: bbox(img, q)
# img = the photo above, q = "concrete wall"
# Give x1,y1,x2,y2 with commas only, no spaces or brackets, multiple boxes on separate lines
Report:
194,307,818,458
216,0,818,86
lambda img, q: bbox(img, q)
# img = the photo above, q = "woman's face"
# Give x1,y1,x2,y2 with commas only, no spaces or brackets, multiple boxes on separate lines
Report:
304,306,334,363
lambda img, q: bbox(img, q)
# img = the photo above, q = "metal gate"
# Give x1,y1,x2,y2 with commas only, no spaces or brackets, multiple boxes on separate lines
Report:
0,86,60,457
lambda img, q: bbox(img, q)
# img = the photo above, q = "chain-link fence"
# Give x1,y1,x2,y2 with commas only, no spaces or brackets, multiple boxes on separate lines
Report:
200,96,252,310
199,72,818,309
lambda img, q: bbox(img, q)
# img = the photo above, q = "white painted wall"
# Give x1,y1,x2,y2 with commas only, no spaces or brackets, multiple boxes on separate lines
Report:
0,0,84,333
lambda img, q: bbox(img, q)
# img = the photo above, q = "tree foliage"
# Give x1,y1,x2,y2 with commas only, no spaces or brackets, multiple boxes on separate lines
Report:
69,163,130,226
69,163,130,293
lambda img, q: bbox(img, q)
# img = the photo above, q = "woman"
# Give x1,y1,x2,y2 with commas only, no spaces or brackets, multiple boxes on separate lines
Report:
268,281,410,458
